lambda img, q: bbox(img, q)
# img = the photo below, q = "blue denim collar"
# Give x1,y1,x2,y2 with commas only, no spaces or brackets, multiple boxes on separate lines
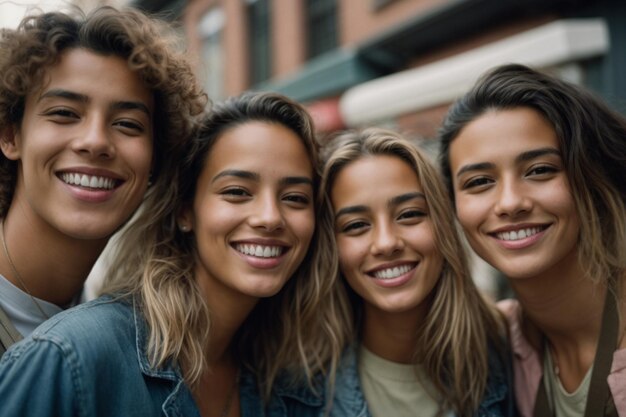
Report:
130,297,323,414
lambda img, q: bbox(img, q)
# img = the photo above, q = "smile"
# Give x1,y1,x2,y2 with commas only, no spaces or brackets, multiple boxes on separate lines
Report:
234,243,284,258
495,226,547,241
369,263,416,280
60,173,119,190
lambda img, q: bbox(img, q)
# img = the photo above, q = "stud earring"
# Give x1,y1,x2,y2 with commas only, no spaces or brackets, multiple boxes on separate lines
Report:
179,224,190,232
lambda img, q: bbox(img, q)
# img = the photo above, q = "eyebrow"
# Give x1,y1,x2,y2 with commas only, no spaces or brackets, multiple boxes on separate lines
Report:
389,192,426,207
212,169,313,187
455,162,495,179
39,89,151,117
212,169,259,183
334,192,426,220
455,147,561,179
280,176,313,187
515,147,560,163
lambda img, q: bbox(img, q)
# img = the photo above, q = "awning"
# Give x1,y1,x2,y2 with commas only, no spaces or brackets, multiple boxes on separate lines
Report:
340,19,609,126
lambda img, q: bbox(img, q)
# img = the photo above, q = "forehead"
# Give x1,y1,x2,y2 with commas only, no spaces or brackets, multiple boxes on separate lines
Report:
331,154,422,205
29,48,152,109
450,107,559,167
205,120,313,176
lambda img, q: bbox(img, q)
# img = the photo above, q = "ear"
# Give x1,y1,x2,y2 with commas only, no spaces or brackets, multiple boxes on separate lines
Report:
0,125,21,161
177,205,194,233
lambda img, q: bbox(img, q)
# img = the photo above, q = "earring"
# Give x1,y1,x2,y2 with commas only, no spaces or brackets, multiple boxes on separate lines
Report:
179,224,190,232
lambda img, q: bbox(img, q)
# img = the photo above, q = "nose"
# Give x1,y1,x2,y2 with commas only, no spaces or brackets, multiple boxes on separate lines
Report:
494,177,532,217
370,221,404,256
248,193,285,232
72,116,116,159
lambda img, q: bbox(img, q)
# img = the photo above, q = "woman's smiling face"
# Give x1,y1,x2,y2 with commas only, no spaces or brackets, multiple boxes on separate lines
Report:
331,154,443,316
449,107,580,280
180,121,315,305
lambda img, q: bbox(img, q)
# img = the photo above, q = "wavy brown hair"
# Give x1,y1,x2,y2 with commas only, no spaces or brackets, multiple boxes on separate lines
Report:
0,6,207,217
102,92,350,401
320,128,505,416
438,63,626,290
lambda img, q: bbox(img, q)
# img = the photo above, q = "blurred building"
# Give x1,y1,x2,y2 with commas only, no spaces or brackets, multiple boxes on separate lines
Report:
0,0,124,29
133,0,625,137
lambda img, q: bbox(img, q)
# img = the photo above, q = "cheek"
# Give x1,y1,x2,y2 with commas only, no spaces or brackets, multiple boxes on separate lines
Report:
292,209,315,243
336,237,366,277
194,199,236,232
455,195,486,230
127,139,154,178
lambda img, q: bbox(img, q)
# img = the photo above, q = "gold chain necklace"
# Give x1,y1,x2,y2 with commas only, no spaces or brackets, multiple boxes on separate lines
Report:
0,220,50,320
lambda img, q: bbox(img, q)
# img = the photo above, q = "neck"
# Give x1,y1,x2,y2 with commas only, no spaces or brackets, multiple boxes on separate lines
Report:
361,302,427,363
196,268,259,364
510,254,606,390
511,256,605,348
0,209,106,307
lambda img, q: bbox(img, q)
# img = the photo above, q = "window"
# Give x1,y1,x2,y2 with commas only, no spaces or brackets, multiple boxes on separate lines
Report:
247,0,271,85
306,0,337,59
199,8,225,100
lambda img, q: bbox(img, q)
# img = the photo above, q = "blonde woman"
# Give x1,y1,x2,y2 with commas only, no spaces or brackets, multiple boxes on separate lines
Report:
0,92,345,416
439,64,626,417
320,128,514,417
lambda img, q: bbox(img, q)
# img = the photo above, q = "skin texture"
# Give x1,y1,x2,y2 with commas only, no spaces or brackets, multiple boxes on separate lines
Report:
332,155,443,362
449,107,603,392
449,107,580,282
179,121,315,315
2,48,154,241
179,121,316,415
0,48,154,303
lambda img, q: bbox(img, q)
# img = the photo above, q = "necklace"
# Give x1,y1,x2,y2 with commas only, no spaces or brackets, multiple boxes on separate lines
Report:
0,220,50,320
220,368,240,417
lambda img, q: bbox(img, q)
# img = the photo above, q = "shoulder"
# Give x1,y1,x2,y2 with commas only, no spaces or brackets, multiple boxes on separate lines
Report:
3,296,136,368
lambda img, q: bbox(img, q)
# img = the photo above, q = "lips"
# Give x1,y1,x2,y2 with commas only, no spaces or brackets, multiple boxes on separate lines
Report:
491,225,549,241
367,262,417,280
233,243,286,258
58,172,121,190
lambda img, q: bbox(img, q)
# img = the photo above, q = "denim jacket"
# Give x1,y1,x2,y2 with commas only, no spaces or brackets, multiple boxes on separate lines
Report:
0,296,324,417
328,343,517,417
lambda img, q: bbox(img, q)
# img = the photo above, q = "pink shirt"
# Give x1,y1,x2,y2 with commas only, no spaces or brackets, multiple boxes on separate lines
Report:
498,299,626,417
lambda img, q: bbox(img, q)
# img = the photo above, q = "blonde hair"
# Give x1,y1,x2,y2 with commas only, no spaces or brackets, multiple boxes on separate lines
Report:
320,128,505,416
102,92,350,401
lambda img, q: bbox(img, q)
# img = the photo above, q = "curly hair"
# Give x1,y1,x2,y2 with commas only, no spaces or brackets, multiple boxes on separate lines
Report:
102,92,350,401
438,63,626,286
320,128,505,416
0,6,207,216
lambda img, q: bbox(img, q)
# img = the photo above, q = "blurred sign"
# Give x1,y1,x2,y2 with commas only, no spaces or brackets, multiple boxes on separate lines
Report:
306,97,344,133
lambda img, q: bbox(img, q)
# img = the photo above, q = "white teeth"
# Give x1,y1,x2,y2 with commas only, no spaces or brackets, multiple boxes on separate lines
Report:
497,227,542,241
373,264,413,280
235,244,283,258
61,173,116,190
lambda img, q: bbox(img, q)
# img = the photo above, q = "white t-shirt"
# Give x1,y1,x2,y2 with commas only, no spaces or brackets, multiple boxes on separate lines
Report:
358,344,451,417
0,274,63,337
543,347,592,417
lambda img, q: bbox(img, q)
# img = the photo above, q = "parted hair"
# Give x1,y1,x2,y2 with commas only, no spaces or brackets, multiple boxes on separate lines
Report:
102,92,350,400
0,6,206,217
320,128,505,416
438,63,626,287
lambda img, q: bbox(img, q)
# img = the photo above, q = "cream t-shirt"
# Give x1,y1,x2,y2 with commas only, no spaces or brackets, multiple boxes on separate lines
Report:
358,345,450,417
543,348,592,417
